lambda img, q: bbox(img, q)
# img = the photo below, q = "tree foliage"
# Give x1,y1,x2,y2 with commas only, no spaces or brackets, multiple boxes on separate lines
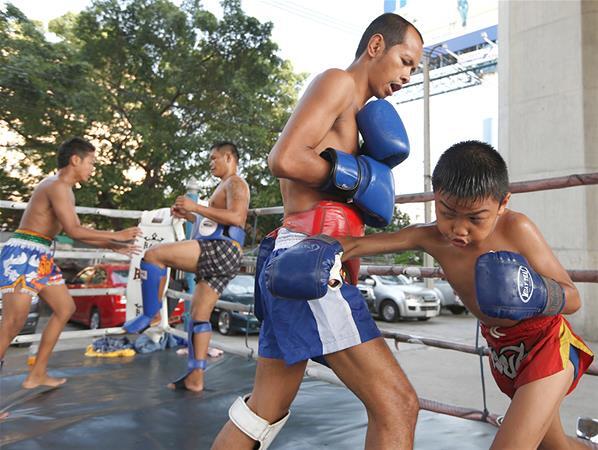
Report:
1,0,304,235
362,208,423,266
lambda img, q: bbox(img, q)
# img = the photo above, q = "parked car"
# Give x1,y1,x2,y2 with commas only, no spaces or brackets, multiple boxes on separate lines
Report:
67,264,184,329
359,274,441,322
210,274,260,335
0,295,40,346
413,278,467,314
356,282,377,312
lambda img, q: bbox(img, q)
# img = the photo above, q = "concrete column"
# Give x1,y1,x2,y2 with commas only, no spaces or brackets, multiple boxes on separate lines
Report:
499,0,598,339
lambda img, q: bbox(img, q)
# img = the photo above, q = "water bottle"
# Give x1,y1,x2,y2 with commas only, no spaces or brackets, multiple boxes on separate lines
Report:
27,344,38,366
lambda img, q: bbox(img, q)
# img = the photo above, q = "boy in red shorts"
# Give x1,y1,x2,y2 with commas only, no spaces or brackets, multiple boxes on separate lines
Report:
272,140,594,449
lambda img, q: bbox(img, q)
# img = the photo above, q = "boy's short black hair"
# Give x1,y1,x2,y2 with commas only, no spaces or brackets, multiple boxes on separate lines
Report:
432,140,509,203
212,141,239,163
355,13,423,59
57,137,95,169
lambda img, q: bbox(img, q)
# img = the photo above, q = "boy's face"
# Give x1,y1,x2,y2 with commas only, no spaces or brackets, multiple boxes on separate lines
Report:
369,26,423,99
72,152,96,182
434,191,510,248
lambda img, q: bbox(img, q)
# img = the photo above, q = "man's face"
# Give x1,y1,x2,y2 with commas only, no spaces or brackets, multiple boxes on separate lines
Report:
434,191,509,248
370,26,423,99
73,152,96,182
209,148,228,178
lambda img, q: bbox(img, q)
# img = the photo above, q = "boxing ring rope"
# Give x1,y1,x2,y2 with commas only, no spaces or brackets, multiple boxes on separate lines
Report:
1,172,597,216
0,200,143,219
392,171,598,204
359,265,598,285
2,170,598,429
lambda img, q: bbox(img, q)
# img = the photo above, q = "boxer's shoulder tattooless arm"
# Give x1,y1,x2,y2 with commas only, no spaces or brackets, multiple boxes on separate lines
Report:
343,225,424,260
47,182,81,233
268,69,354,186
506,212,580,314
48,181,114,242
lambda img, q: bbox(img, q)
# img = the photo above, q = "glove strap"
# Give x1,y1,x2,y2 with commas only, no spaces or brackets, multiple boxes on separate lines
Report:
541,276,565,316
319,148,360,196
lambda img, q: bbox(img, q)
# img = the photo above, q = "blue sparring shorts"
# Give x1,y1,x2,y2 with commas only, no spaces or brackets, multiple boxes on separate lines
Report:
256,228,381,366
0,229,63,300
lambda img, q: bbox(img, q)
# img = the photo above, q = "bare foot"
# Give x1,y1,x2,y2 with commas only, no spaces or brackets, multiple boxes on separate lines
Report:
207,347,223,358
0,411,8,420
22,374,67,389
167,369,204,392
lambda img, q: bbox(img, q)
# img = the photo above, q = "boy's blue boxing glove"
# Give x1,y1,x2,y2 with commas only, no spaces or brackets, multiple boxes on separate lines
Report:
475,251,565,320
319,149,395,228
357,99,410,168
265,235,344,300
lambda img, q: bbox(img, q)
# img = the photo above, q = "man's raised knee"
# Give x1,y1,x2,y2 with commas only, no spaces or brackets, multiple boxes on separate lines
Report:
143,247,161,264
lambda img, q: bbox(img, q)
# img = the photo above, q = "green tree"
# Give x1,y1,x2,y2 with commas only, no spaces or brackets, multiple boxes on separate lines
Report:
1,0,304,234
0,154,32,230
362,208,422,265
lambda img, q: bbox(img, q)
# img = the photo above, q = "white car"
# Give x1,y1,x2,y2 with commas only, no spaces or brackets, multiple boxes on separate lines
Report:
412,278,467,315
359,274,441,322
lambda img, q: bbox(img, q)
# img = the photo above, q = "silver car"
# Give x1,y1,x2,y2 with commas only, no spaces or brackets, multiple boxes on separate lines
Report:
359,274,441,322
412,278,467,315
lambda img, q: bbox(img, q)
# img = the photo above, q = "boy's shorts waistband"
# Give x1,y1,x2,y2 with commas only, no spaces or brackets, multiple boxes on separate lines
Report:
13,229,53,247
481,315,558,336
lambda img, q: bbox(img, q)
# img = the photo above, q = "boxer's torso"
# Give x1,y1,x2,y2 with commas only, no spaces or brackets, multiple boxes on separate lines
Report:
208,174,249,228
280,100,361,216
18,176,71,239
421,212,522,328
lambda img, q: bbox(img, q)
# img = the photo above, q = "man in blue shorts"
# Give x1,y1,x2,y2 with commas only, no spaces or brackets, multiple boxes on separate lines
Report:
212,13,424,450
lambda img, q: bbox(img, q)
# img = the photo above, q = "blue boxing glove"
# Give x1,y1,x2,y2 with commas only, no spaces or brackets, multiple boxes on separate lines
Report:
265,235,344,300
475,251,565,320
357,99,410,168
319,148,395,228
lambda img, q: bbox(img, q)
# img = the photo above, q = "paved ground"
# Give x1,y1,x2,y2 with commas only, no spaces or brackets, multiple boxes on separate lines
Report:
6,310,597,438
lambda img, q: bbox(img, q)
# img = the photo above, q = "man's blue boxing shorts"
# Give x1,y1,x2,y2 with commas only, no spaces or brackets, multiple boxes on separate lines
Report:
256,228,381,366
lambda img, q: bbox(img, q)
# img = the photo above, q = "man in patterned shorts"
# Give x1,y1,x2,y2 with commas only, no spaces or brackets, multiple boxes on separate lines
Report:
124,142,250,392
0,137,140,414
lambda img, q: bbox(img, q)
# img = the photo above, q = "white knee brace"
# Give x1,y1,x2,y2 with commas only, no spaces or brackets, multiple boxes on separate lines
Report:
228,394,290,449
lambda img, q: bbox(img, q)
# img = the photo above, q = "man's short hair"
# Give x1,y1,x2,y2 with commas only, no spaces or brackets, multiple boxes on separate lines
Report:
355,13,423,59
432,140,509,203
57,137,95,169
212,141,239,163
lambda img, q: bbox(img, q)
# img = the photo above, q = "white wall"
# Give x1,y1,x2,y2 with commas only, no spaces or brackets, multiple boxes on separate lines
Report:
394,73,498,222
499,0,598,339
